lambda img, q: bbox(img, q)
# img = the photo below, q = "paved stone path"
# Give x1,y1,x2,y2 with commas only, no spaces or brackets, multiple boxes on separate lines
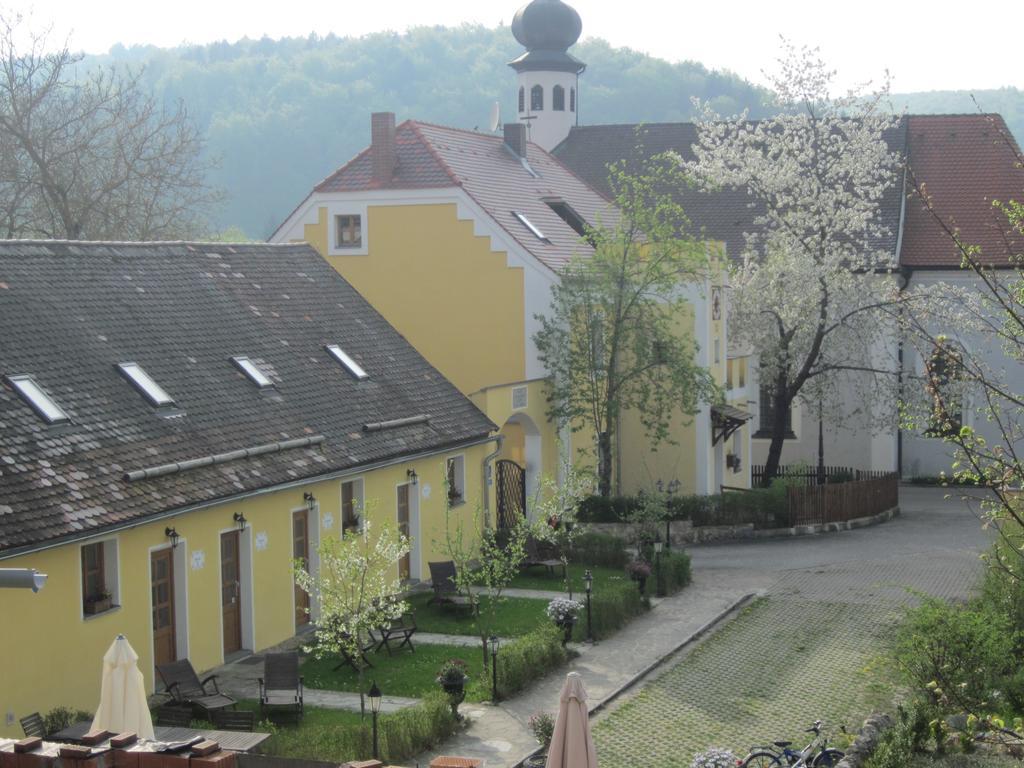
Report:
591,486,991,766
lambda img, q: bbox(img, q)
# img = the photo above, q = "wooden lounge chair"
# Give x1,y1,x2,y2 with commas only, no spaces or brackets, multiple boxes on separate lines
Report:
211,709,257,732
428,560,458,604
374,612,417,655
156,659,236,717
258,652,304,719
155,705,193,727
523,536,564,577
20,712,45,738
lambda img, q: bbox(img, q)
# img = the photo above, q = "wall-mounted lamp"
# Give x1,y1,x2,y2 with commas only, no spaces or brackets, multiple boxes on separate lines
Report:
165,526,181,549
406,468,418,486
233,511,247,531
303,491,317,513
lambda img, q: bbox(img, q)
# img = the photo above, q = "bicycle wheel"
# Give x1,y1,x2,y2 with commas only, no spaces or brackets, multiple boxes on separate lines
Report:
742,752,783,768
811,749,845,767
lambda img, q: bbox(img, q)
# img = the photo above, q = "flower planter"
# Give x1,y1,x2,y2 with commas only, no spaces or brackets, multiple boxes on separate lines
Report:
524,756,547,768
84,597,112,615
438,676,468,720
556,620,575,646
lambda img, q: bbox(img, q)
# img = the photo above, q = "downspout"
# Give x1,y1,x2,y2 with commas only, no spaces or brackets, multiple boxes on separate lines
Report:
482,434,504,529
897,267,913,479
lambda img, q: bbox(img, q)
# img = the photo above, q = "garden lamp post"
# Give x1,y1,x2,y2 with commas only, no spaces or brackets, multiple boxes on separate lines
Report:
489,634,500,702
368,681,382,759
653,540,663,597
584,569,594,642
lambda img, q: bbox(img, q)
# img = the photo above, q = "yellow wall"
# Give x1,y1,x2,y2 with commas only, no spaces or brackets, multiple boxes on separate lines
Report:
304,204,526,396
0,442,493,736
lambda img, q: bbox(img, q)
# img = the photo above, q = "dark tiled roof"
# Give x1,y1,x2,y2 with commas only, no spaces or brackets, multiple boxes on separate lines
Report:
902,114,1024,268
554,120,909,263
311,120,616,272
0,241,494,556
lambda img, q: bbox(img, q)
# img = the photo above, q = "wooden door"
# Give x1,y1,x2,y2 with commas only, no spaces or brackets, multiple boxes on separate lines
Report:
151,548,176,666
397,484,411,581
221,531,242,655
293,510,311,627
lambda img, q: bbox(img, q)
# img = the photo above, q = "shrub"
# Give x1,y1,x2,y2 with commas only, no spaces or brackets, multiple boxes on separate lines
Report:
43,707,92,737
571,531,630,568
657,550,692,595
496,624,567,698
864,703,930,768
378,693,457,762
572,579,649,641
528,712,555,749
894,597,1015,713
579,490,793,529
577,495,638,523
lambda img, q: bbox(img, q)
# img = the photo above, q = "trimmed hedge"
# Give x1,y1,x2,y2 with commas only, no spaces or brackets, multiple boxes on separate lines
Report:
577,489,788,529
656,550,692,595
572,579,649,641
263,693,457,764
496,623,568,698
571,531,630,568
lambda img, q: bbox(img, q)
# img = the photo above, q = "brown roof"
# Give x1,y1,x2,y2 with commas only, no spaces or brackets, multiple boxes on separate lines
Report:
902,114,1024,268
311,120,616,272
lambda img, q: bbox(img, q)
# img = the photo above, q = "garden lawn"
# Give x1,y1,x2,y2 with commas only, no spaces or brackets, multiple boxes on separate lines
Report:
509,564,629,593
300,643,492,701
407,592,549,637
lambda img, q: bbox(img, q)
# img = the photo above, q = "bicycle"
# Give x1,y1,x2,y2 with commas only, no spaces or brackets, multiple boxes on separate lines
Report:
740,720,845,767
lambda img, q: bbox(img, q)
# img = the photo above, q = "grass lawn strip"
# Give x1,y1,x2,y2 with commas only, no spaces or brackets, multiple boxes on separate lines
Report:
592,596,900,767
301,642,493,701
507,564,629,593
407,592,550,636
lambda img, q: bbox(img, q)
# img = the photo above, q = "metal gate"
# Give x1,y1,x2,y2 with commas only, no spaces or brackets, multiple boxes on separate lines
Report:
495,459,526,529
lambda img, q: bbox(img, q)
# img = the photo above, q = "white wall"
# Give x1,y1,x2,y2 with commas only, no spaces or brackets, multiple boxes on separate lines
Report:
516,70,579,152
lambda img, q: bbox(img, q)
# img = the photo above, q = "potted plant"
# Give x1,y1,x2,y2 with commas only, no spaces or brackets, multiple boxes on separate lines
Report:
437,658,469,719
546,597,583,645
525,712,555,768
626,560,652,595
343,513,361,534
84,590,112,615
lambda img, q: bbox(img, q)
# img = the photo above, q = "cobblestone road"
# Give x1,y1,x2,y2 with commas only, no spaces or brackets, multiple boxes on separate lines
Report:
592,486,991,766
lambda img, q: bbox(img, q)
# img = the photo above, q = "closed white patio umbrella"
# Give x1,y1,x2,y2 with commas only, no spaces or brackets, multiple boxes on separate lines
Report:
91,635,155,739
545,672,597,768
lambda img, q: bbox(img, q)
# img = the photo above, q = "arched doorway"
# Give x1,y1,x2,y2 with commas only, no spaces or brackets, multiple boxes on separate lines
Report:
497,413,542,526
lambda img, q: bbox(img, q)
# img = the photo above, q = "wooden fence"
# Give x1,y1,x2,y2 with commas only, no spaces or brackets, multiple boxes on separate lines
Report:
785,473,899,526
751,464,893,488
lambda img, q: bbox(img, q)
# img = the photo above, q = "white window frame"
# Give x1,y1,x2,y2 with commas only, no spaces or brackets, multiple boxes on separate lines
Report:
341,477,365,536
80,536,120,620
326,344,369,380
118,362,174,407
327,204,369,256
7,374,70,424
446,454,466,507
231,356,273,389
512,211,550,244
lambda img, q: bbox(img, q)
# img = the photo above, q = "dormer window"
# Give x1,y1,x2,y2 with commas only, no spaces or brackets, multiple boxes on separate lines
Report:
7,374,69,424
326,344,368,380
335,214,362,249
545,199,592,243
531,85,543,112
513,211,550,244
553,85,565,111
231,356,273,388
117,362,174,407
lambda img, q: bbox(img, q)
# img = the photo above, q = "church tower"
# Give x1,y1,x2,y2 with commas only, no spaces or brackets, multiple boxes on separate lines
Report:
508,0,585,151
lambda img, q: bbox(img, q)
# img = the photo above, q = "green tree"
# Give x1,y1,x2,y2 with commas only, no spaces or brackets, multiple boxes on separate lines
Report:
534,155,717,497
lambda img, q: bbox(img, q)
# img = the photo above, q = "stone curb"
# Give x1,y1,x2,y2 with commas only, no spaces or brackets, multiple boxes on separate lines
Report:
511,591,760,768
692,506,900,547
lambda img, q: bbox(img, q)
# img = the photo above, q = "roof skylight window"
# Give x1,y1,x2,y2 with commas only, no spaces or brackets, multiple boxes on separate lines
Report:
7,375,69,424
117,362,174,406
232,356,273,388
512,211,550,244
326,345,368,380
545,200,592,243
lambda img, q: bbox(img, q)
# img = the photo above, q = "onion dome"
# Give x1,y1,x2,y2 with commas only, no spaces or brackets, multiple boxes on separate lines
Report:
508,0,586,74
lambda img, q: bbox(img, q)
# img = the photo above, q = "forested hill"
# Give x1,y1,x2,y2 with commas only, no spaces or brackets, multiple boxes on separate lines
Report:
89,26,773,238
88,27,1024,239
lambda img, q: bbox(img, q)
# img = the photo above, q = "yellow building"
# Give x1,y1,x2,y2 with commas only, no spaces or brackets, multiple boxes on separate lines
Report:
272,114,752,502
0,241,496,735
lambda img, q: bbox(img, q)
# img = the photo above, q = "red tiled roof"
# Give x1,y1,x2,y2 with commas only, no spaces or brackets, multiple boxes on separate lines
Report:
902,114,1024,268
314,119,616,272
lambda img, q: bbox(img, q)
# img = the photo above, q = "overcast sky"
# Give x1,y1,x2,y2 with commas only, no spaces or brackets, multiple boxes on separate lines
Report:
10,0,1021,93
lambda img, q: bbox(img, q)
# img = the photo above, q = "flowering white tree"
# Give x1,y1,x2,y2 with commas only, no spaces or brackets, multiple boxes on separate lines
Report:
294,517,410,714
688,42,905,483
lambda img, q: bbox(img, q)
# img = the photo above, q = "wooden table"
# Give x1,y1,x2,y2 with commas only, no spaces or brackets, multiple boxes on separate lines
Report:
51,722,271,753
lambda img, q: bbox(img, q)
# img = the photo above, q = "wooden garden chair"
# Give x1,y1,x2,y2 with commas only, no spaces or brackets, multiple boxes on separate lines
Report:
20,712,45,738
428,560,458,604
258,652,304,719
373,612,417,655
523,536,564,577
156,659,236,717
